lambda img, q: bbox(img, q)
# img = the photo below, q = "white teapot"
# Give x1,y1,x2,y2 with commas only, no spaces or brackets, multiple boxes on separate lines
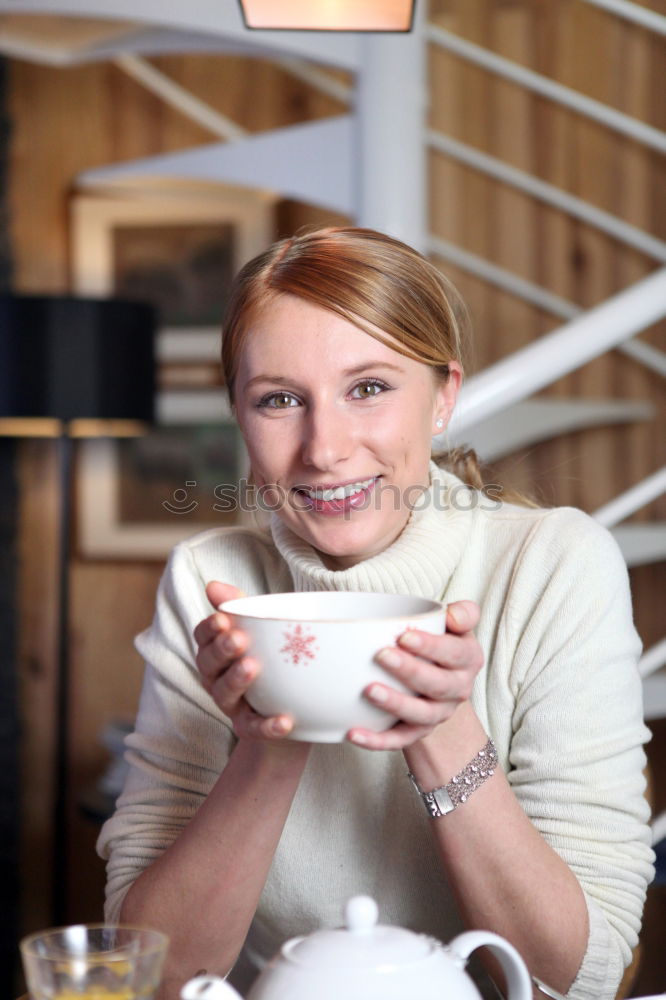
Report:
181,895,533,1000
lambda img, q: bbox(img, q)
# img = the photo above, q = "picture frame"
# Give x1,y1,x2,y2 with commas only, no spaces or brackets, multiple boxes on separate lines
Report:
76,430,248,560
71,178,275,559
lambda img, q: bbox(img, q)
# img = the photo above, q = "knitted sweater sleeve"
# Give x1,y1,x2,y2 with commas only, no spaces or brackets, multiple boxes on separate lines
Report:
97,540,238,921
501,508,654,1000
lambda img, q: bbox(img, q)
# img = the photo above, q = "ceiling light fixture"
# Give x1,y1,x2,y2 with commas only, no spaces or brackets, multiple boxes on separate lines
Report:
238,0,415,32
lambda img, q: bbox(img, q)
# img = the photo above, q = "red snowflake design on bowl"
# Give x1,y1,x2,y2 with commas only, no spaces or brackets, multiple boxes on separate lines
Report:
280,624,318,666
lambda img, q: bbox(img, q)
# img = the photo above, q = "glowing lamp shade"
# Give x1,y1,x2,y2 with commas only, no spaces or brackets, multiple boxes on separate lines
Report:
239,0,415,31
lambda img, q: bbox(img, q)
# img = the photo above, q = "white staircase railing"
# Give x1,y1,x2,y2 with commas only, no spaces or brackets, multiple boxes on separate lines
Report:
448,269,666,434
575,0,666,34
426,21,666,152
593,469,666,531
427,131,666,262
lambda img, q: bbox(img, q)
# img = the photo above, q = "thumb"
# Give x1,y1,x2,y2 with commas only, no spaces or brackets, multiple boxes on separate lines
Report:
446,600,480,635
205,580,245,611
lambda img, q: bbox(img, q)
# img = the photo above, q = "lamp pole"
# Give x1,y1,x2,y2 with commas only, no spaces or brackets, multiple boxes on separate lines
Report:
53,428,73,924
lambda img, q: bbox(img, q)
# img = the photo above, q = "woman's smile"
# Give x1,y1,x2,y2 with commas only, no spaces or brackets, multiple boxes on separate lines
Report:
234,294,460,569
292,475,380,516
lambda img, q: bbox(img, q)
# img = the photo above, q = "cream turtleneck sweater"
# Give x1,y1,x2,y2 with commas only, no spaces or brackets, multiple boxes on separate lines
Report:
98,465,654,1000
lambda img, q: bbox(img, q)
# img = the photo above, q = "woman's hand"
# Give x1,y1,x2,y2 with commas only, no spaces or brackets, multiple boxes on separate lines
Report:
348,601,483,750
194,581,295,740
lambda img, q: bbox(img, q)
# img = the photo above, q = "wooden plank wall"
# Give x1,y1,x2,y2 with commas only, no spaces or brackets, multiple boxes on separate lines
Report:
6,0,664,949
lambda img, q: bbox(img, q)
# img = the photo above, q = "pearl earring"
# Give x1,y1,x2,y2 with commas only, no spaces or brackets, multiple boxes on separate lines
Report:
436,418,444,429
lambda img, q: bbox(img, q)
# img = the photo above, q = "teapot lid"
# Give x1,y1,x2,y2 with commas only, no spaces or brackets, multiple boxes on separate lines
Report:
283,896,437,970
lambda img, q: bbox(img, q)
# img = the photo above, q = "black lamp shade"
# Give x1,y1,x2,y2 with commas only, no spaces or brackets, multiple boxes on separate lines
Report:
0,295,156,423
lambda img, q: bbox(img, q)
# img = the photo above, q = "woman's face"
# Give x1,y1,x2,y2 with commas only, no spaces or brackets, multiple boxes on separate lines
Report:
234,294,461,570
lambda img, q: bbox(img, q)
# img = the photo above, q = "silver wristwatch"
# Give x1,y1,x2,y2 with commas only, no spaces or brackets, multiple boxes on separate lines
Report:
408,738,498,818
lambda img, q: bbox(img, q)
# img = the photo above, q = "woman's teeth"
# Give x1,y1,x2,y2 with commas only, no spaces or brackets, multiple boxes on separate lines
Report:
307,477,375,501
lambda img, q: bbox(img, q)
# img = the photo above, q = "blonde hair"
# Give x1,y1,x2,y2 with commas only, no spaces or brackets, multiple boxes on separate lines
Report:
222,226,532,504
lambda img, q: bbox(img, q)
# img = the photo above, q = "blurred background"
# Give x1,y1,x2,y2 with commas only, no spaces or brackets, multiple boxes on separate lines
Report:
0,0,663,995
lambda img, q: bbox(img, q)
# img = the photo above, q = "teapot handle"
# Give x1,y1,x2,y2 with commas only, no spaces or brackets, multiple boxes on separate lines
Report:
447,930,533,1000
181,974,243,1000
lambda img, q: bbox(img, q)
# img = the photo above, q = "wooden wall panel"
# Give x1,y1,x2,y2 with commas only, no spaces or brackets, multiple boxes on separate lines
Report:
16,441,60,933
64,560,164,922
8,54,348,291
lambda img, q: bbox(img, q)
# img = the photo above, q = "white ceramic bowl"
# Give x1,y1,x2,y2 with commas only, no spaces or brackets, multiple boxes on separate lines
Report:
220,591,446,742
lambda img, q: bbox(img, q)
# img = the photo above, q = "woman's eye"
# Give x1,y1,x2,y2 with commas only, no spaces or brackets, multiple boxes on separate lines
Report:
351,380,389,399
259,391,299,409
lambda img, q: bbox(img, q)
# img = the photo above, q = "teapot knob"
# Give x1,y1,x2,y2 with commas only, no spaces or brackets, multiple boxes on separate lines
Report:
344,895,379,933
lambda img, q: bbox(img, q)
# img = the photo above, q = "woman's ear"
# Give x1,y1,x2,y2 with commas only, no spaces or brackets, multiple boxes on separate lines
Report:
434,361,462,431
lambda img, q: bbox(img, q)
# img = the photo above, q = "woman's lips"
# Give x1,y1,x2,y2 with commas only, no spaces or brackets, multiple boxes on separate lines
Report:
293,476,379,516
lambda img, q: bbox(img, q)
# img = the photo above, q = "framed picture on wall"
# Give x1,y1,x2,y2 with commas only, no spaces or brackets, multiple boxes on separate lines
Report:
70,178,275,559
76,428,248,560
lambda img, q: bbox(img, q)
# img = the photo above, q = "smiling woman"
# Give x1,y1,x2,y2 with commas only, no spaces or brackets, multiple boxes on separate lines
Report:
232,294,458,568
223,228,464,567
97,228,653,1000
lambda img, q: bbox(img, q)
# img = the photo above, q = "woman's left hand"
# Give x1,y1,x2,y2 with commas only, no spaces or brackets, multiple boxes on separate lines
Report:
348,600,483,750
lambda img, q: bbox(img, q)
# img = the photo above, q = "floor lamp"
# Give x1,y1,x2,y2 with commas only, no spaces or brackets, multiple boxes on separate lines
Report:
0,294,156,925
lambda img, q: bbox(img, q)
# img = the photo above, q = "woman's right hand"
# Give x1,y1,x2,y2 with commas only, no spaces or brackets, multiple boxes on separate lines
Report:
194,581,295,740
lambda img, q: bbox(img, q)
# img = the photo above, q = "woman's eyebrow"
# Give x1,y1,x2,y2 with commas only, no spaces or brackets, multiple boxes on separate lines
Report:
243,361,406,390
342,360,406,377
243,374,297,390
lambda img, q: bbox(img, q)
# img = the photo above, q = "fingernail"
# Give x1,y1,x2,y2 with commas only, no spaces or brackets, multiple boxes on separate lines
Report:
272,717,291,735
377,648,401,668
369,684,388,703
350,732,367,745
399,630,421,651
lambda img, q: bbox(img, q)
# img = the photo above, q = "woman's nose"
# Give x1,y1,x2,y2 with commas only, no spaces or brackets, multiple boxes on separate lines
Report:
301,407,354,470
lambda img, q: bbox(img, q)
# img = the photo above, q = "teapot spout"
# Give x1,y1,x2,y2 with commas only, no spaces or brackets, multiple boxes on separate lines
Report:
181,974,243,1000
